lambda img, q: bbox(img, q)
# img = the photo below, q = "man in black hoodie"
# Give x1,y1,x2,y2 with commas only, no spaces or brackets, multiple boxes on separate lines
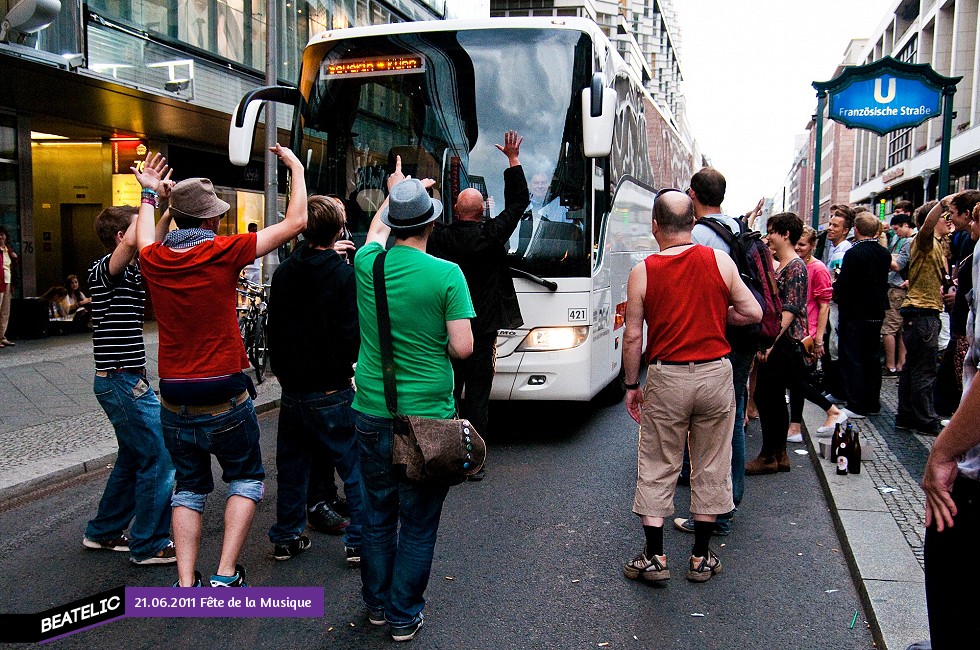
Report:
267,195,364,565
428,130,527,471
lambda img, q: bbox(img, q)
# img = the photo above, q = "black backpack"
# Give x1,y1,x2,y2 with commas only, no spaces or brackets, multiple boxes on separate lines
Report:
698,217,783,351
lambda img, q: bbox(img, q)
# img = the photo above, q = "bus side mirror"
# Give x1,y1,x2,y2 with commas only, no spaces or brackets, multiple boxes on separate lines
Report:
581,73,615,158
229,86,303,166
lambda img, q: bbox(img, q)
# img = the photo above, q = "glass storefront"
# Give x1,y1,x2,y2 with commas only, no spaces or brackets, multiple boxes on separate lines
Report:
0,113,20,296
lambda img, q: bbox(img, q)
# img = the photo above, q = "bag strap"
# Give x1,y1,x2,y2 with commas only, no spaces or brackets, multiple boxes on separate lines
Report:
698,217,738,251
372,251,399,416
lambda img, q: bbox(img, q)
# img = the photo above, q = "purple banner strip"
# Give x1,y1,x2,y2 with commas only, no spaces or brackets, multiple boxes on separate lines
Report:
125,587,324,618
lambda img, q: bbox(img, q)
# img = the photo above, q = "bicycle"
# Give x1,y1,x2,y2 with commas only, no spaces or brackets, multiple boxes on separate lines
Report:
236,278,270,384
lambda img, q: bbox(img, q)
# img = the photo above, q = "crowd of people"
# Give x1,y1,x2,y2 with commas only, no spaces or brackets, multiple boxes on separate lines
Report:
79,131,527,643
68,135,977,646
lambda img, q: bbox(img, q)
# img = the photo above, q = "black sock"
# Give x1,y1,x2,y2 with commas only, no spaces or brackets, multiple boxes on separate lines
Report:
643,525,664,557
692,520,714,558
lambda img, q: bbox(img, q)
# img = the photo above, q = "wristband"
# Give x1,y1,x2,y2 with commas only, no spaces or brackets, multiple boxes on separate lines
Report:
141,197,158,208
141,188,158,196
625,382,640,390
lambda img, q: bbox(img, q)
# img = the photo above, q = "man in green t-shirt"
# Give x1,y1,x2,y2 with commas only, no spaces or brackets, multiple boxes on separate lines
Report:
898,198,951,434
352,158,474,642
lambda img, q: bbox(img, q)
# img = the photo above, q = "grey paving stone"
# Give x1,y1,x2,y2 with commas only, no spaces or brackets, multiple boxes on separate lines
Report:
863,578,929,650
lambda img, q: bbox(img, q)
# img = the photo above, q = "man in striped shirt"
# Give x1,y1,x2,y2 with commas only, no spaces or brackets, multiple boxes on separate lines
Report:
83,201,177,566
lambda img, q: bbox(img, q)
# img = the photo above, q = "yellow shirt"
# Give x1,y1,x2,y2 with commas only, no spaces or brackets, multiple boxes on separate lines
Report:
902,235,945,312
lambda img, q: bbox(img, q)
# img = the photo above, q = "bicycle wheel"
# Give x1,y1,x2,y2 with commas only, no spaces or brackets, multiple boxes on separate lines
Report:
249,313,268,384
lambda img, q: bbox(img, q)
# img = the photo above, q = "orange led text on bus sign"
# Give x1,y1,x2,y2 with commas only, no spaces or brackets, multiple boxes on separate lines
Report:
324,55,425,78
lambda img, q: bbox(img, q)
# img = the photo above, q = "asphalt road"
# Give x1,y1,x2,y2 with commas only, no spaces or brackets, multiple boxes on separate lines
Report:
0,399,874,649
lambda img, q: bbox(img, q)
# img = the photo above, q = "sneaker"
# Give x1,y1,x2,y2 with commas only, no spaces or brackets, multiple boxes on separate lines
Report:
346,546,361,568
308,501,349,534
210,564,248,587
82,535,130,552
391,614,424,642
623,551,670,583
131,541,177,565
842,408,866,420
672,517,730,537
687,550,723,583
173,570,204,587
894,419,913,430
368,609,386,626
273,535,311,561
787,432,803,443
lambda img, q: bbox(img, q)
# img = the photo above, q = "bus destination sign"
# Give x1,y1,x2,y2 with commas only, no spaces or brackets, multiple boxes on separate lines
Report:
324,55,425,79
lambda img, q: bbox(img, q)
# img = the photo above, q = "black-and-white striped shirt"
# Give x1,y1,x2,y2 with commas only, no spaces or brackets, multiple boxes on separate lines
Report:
88,254,146,371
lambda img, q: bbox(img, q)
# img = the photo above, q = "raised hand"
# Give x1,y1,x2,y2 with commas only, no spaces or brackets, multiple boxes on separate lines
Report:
270,144,302,171
494,130,523,165
387,155,407,192
132,153,170,193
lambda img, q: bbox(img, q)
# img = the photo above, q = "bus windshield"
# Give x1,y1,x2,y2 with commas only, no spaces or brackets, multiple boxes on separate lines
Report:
300,28,592,277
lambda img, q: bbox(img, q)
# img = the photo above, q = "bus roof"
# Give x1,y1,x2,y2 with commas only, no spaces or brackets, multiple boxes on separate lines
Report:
307,16,607,49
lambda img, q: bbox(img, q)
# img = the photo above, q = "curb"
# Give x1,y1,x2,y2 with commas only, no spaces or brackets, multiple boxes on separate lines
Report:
0,396,281,507
801,401,928,650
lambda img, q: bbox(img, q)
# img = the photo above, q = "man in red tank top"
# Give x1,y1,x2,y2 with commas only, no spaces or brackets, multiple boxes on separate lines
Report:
621,189,762,584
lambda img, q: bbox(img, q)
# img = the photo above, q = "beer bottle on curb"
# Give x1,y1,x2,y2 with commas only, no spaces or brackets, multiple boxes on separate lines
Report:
836,436,849,475
849,428,862,474
830,423,842,462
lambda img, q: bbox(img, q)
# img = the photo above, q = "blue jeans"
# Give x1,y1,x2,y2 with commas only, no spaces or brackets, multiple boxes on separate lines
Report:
86,372,175,561
269,388,365,548
161,398,265,513
354,410,449,626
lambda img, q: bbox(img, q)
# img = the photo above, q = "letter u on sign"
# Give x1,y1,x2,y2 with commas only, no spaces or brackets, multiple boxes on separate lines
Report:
874,78,897,104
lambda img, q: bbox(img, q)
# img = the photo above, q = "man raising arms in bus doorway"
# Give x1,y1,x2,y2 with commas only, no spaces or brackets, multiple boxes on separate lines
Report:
622,189,761,585
429,130,527,477
134,145,308,588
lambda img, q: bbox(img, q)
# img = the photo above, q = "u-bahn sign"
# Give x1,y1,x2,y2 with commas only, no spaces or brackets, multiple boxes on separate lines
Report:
808,57,960,229
814,57,959,135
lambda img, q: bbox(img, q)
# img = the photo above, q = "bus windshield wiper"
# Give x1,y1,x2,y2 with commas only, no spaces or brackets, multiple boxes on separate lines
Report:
509,267,558,292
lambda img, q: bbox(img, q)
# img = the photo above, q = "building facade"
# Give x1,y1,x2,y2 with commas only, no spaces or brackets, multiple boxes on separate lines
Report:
0,0,445,299
849,0,980,213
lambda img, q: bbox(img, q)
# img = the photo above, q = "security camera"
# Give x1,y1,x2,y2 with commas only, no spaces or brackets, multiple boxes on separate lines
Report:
0,0,62,44
165,79,191,93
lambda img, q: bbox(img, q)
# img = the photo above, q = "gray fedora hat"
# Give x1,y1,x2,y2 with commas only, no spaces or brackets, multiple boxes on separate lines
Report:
380,178,442,230
169,178,230,220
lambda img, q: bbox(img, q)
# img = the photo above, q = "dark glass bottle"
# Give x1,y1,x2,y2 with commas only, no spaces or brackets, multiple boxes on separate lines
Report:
830,423,842,462
849,428,862,475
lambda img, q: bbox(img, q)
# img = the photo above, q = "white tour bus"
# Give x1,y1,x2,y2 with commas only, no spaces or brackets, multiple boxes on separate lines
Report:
229,17,696,402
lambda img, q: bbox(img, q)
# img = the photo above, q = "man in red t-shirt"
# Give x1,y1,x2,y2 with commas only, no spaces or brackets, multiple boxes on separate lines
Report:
621,189,760,585
134,146,308,588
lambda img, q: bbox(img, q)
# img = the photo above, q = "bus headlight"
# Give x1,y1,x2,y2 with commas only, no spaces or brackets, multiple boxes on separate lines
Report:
516,326,589,351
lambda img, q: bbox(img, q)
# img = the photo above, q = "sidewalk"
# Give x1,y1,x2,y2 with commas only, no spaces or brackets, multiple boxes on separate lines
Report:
798,375,932,650
0,324,281,502
0,331,934,649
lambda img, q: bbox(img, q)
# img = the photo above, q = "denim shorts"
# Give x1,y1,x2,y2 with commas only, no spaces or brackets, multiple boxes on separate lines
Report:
161,398,265,509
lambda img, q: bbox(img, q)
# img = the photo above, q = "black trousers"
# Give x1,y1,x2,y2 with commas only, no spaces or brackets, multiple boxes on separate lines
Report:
838,318,884,415
924,476,980,649
452,332,497,437
755,337,805,459
898,313,941,427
